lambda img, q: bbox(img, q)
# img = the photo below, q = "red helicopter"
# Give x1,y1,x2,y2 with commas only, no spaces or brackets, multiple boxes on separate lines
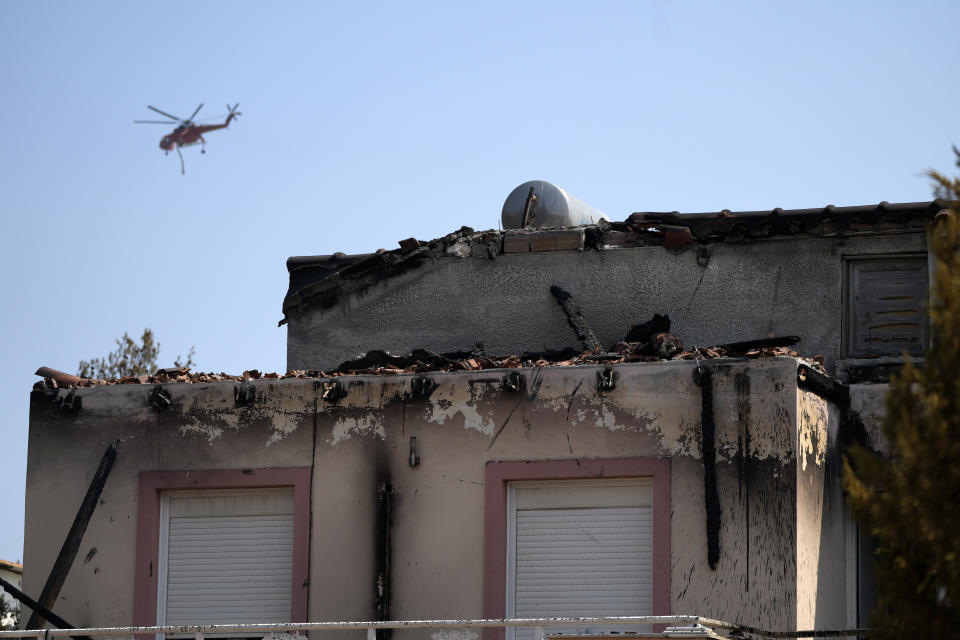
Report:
135,103,240,174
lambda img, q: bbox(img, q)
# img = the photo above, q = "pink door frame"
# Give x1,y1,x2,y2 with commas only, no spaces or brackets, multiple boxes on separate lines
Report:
133,467,311,627
482,458,671,640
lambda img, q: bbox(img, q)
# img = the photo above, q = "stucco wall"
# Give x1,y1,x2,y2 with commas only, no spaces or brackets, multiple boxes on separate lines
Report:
24,381,317,629
848,382,891,452
24,358,845,634
286,234,926,375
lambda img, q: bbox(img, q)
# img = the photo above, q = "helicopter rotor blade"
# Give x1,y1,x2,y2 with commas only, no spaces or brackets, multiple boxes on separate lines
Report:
187,103,204,123
146,105,182,121
134,120,178,124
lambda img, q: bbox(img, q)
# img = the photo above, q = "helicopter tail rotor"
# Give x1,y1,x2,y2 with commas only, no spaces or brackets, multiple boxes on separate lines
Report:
226,103,242,125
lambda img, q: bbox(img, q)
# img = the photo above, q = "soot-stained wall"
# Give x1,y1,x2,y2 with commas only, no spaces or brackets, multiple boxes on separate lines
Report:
285,233,926,375
24,358,845,636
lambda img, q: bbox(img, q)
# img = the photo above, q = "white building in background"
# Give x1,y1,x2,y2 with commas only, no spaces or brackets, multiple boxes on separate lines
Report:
0,558,22,628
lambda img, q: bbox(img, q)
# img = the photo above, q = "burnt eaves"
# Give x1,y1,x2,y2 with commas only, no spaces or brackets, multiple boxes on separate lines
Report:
282,226,485,320
282,247,434,320
285,252,376,303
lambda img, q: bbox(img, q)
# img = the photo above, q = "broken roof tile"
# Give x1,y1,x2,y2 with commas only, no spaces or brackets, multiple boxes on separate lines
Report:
34,340,827,392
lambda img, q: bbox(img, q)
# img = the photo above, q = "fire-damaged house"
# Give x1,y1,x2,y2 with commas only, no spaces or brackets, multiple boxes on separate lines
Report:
20,182,945,638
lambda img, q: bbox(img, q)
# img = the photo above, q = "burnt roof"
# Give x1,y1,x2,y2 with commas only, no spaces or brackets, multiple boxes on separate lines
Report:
283,200,945,319
628,200,942,241
34,343,821,390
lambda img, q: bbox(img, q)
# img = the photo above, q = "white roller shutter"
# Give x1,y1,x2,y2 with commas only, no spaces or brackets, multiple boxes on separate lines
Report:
507,480,653,640
158,488,295,627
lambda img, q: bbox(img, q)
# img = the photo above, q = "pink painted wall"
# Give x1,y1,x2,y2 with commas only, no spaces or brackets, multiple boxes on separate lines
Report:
23,358,838,635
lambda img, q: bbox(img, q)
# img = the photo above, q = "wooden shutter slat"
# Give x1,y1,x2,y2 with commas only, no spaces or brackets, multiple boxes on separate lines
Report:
849,258,927,356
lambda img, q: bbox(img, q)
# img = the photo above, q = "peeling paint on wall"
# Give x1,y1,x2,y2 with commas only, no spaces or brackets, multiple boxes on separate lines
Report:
265,410,305,446
330,412,386,445
797,392,828,470
30,360,805,463
178,411,238,443
422,376,499,435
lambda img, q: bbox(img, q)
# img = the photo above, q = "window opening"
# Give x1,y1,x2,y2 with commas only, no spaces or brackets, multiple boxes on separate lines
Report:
505,479,653,640
844,255,928,358
157,488,295,638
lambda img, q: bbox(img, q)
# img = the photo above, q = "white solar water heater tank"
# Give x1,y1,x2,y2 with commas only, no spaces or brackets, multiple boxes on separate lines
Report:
501,180,609,229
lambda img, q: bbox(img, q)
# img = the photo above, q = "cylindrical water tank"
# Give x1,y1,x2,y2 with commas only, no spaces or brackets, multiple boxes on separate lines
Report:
501,180,608,229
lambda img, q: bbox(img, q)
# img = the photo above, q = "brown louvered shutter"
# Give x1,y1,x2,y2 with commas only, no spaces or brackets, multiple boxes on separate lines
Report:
847,257,928,357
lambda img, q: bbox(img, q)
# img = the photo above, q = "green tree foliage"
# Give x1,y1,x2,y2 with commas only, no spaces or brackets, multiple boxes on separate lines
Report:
844,151,960,637
77,329,196,379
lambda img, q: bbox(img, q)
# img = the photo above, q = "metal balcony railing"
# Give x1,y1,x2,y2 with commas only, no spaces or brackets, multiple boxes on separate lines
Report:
0,616,872,640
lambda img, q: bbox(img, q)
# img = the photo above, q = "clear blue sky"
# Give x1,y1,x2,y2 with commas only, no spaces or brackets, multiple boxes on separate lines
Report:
0,1,957,564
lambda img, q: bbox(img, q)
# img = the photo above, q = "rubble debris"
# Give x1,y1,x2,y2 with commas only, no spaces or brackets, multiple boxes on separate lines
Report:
398,237,423,251
611,333,684,359
155,366,190,376
716,335,800,353
661,224,693,250
445,237,471,257
650,333,684,358
549,285,601,353
623,314,671,343
611,316,683,359
33,336,824,389
336,349,459,373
